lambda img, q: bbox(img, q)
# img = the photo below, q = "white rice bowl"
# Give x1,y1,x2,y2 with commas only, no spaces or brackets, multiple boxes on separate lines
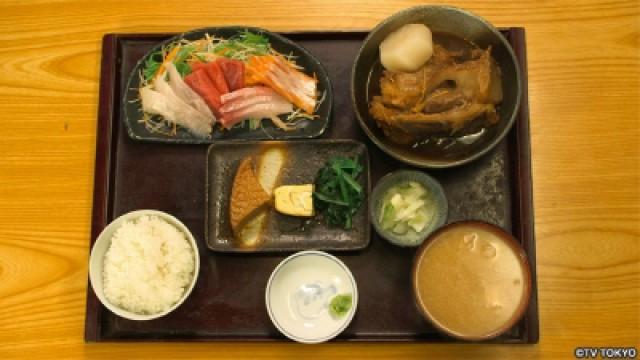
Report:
102,214,195,315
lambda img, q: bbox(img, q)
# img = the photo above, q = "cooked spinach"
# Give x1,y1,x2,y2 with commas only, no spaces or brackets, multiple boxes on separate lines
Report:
313,156,364,229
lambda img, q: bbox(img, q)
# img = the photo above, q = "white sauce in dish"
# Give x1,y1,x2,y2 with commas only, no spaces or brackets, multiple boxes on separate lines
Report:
293,282,337,320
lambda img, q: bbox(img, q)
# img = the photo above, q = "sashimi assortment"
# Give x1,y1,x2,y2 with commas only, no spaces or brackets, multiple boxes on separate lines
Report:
137,30,321,137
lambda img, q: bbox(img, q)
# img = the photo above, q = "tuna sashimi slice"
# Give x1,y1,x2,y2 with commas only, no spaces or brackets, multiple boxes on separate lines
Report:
184,69,225,121
203,61,230,95
217,58,245,91
190,61,206,73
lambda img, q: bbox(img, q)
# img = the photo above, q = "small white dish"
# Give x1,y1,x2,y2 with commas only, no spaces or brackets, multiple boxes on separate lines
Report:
89,209,200,321
266,251,358,343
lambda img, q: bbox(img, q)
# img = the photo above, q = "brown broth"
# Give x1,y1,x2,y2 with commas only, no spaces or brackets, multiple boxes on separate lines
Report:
414,225,526,338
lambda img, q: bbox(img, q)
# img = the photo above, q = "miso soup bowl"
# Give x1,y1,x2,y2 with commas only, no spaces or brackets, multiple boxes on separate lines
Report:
351,5,522,168
412,221,532,341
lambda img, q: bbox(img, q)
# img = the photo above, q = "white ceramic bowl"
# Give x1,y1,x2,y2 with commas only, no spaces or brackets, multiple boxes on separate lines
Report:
89,209,200,321
265,250,358,343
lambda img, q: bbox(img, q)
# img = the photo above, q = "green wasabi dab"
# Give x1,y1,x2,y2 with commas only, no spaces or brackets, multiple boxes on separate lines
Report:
329,294,353,318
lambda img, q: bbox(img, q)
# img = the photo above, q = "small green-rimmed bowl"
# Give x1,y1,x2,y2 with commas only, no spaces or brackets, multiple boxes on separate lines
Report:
370,170,448,247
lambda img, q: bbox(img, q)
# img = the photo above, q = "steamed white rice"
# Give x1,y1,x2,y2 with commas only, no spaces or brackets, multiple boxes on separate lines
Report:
103,215,195,315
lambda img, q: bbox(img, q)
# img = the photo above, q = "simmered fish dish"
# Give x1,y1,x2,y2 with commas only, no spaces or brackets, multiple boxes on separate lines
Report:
370,25,503,146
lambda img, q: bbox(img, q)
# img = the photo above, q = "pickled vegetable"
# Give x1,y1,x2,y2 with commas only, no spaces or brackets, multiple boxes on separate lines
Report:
378,181,434,241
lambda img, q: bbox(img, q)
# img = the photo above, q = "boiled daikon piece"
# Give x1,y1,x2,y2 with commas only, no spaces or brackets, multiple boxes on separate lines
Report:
379,24,433,72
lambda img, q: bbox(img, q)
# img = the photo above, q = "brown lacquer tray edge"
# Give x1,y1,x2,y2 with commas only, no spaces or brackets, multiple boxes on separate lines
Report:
86,28,537,344
509,28,539,344
85,34,119,342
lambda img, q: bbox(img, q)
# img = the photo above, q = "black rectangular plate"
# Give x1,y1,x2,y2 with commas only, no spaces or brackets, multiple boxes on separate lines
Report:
206,140,370,252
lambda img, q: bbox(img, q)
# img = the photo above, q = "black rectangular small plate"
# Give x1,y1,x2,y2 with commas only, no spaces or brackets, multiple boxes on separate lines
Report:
206,140,371,252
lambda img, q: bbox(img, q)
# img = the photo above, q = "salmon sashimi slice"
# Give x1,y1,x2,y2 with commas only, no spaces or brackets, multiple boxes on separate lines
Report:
245,55,317,114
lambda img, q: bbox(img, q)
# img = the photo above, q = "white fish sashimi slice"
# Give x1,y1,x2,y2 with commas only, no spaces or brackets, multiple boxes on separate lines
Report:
165,63,216,125
153,76,213,136
154,74,210,126
139,86,211,138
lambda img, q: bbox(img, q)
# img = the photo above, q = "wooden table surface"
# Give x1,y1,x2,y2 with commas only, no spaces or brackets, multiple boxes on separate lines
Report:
0,0,638,358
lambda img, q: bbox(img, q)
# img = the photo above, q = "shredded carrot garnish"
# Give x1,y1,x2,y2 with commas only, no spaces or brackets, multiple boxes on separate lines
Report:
153,46,181,79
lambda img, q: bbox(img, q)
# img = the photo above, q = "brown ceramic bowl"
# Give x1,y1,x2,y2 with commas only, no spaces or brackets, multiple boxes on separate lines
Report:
351,5,521,168
412,221,531,341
